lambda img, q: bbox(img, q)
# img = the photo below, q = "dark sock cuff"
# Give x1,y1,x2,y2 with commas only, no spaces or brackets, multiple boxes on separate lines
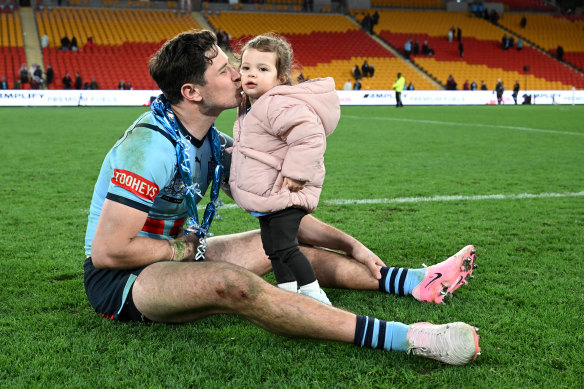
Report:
354,315,367,346
378,267,389,291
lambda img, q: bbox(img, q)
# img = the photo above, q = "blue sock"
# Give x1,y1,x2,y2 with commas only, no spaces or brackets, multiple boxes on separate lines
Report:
353,315,410,352
379,267,426,296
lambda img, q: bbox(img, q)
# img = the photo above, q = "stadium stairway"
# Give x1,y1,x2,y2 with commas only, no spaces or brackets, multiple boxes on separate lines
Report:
191,11,213,31
347,15,443,89
20,7,43,71
191,11,238,65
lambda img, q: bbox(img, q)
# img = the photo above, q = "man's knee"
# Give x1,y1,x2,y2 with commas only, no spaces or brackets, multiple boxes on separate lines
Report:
212,263,262,305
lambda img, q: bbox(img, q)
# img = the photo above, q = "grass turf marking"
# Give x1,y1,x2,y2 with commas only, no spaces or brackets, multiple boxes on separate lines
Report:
206,191,584,210
342,115,584,137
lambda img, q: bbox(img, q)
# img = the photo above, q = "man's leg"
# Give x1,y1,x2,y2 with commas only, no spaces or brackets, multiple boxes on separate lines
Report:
131,260,480,365
203,230,477,304
203,229,379,289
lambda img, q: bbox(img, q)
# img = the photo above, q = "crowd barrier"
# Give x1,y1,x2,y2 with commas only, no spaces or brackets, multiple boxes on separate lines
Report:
0,89,583,106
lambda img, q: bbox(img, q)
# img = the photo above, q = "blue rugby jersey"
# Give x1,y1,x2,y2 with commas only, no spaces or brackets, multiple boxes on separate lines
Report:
84,111,232,255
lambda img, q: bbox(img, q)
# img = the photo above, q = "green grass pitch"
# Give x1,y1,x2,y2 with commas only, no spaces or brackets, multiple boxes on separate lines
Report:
0,105,583,387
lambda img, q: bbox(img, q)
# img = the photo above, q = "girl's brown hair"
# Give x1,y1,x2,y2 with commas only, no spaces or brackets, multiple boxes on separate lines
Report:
238,33,295,86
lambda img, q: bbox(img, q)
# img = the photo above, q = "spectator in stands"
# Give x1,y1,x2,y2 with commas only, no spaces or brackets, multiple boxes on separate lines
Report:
19,64,29,85
463,80,470,90
457,27,462,43
30,76,42,90
471,80,477,91
516,38,523,51
33,65,43,84
369,63,375,77
361,13,373,34
41,34,49,48
494,79,504,104
353,79,362,90
421,41,434,56
372,10,379,27
361,60,371,77
118,80,125,90
29,63,37,80
407,82,414,91
404,38,412,60
62,72,72,89
413,40,420,55
343,79,352,90
180,0,191,14
508,36,514,49
556,45,564,61
216,29,223,48
489,9,499,24
71,37,79,52
61,36,70,51
89,77,99,90
352,64,361,81
223,31,232,53
74,72,82,90
392,73,405,107
86,37,95,52
124,81,133,90
502,35,509,50
13,79,21,90
448,26,454,43
520,15,526,28
0,76,8,90
459,41,464,58
512,80,520,105
446,74,457,90
471,1,484,18
480,80,488,90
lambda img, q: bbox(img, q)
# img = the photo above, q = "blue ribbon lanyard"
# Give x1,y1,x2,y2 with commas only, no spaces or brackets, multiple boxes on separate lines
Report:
151,95,223,261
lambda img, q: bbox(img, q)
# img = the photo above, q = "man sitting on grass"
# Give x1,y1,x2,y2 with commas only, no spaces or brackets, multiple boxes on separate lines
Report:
84,29,481,366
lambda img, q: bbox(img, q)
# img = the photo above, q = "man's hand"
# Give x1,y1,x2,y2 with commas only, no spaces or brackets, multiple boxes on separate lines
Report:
347,242,386,280
283,177,305,192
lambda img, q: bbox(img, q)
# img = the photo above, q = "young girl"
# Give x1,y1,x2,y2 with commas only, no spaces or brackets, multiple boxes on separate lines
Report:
229,34,340,305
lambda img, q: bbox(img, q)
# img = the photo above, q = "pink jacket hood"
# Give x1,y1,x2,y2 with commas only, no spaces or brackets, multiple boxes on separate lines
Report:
229,77,340,213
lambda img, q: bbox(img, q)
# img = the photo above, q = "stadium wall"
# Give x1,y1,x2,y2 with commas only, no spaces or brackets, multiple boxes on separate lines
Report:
0,90,582,106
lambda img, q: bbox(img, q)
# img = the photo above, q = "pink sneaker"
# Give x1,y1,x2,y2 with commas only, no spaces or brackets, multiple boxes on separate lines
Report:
407,322,481,365
412,245,477,304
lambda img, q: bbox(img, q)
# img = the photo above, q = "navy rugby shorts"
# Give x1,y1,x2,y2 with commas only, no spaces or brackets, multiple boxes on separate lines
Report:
84,257,151,322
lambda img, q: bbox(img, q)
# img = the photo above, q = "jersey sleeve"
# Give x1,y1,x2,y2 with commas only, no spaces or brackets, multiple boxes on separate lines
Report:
106,127,177,212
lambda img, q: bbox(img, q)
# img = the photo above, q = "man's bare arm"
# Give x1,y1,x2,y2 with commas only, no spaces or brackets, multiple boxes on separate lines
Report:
297,214,386,280
91,200,197,269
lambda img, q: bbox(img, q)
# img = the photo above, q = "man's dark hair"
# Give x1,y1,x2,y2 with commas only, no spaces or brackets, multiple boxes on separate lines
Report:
149,30,218,105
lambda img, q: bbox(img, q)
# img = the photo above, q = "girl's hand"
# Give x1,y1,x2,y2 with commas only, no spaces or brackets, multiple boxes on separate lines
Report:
283,177,305,192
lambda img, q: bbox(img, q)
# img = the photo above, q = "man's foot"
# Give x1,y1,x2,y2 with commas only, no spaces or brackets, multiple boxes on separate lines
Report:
299,288,332,306
412,245,477,304
407,322,481,365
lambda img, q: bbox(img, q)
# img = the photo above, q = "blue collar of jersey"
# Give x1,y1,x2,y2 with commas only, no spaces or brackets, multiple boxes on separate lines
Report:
150,94,223,251
176,118,207,148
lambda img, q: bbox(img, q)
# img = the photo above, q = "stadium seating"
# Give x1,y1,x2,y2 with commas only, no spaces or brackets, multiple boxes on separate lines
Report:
0,5,580,92
35,8,201,89
374,9,584,90
206,11,437,90
0,9,25,89
497,13,584,71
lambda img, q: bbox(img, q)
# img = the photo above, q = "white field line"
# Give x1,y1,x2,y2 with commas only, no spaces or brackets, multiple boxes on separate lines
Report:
210,191,584,210
342,115,584,137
